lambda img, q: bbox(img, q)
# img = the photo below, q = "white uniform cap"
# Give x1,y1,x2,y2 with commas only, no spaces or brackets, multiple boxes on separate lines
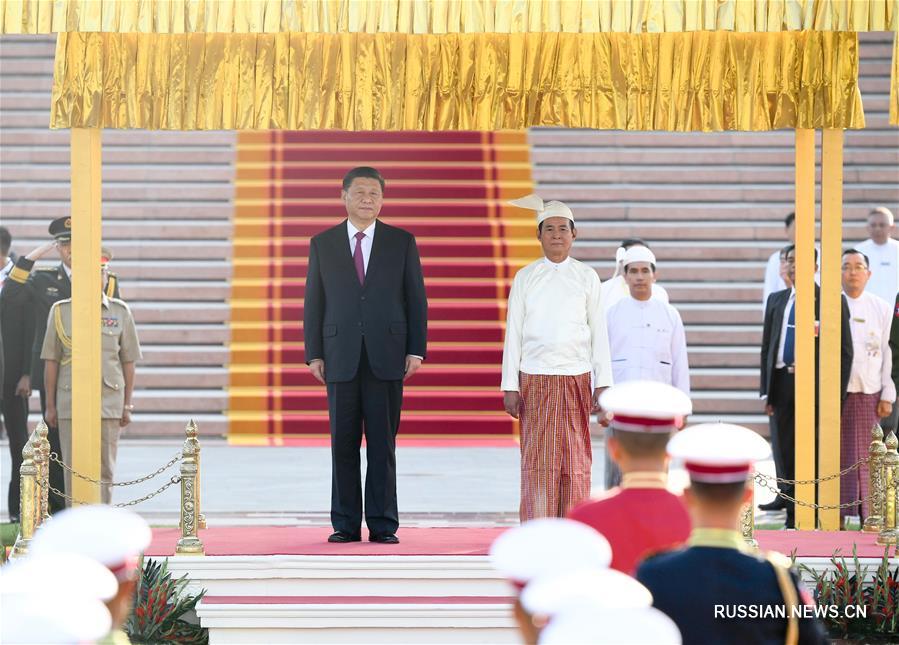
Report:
668,422,771,483
29,505,152,581
508,193,574,225
489,518,611,586
622,245,656,268
599,381,692,433
521,568,653,615
0,552,118,600
0,592,112,644
539,606,682,645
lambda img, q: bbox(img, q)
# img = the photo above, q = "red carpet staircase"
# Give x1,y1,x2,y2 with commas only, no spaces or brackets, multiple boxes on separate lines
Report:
228,132,539,442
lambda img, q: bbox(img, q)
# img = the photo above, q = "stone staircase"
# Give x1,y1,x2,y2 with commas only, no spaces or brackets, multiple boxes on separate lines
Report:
0,35,235,436
530,31,899,431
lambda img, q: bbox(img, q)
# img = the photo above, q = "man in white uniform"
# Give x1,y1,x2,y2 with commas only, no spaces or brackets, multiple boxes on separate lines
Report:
840,248,894,522
601,239,669,311
502,194,613,521
603,246,690,487
856,207,899,306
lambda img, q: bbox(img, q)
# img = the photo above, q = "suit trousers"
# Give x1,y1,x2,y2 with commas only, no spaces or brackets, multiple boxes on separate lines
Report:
770,368,796,523
38,389,66,513
1,388,29,518
58,418,121,505
326,343,403,537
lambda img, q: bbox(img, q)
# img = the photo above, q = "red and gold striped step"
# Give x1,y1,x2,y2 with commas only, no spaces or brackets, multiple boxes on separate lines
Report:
228,131,538,442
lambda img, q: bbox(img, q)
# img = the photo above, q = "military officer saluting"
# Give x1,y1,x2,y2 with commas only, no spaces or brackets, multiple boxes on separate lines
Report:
636,423,828,645
1,217,121,510
40,259,141,505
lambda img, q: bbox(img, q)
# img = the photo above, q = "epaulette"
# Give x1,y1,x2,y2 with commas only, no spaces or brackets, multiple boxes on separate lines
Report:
108,296,131,311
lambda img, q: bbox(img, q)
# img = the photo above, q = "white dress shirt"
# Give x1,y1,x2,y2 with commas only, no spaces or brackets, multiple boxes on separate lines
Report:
762,250,787,307
605,296,690,395
856,238,899,305
347,220,376,271
845,291,896,401
600,275,668,311
501,257,612,392
0,257,13,289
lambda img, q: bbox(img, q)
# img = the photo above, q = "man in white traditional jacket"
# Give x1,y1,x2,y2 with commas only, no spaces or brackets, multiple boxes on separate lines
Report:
603,245,690,488
856,207,899,305
840,248,894,522
601,238,669,311
502,194,613,522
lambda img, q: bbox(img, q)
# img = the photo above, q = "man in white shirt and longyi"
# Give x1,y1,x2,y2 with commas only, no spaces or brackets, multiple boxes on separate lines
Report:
840,248,895,523
602,245,690,488
501,194,613,522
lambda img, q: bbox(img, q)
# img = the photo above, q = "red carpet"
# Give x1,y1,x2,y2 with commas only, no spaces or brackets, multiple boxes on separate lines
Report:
229,131,540,441
147,526,894,559
147,527,506,557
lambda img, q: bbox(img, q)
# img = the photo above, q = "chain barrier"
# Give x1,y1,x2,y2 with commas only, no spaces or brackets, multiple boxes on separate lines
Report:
37,476,182,508
49,451,180,487
754,474,873,510
754,457,870,486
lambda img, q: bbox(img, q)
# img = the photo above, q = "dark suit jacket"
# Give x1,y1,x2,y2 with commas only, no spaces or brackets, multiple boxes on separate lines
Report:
304,220,427,383
760,285,852,404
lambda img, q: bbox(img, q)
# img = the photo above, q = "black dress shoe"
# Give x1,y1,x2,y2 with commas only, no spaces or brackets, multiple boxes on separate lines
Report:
328,531,361,543
759,498,787,511
369,533,399,544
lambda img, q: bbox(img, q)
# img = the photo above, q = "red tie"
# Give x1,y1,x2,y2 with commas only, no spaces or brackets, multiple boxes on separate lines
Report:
353,231,366,284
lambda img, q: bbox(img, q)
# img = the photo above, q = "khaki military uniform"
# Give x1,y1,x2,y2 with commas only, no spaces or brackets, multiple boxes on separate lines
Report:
40,295,142,504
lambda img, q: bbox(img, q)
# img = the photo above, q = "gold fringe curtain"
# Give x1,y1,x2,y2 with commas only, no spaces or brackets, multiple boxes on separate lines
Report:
3,0,897,34
50,30,864,131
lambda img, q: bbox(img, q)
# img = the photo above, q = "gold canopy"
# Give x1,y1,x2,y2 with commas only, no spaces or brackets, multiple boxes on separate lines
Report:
51,29,865,131
2,0,896,34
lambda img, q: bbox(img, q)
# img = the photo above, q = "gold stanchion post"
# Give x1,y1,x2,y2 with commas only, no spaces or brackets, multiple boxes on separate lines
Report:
864,424,887,533
185,420,205,530
11,434,39,558
877,431,898,546
742,476,757,547
175,428,204,556
37,422,51,521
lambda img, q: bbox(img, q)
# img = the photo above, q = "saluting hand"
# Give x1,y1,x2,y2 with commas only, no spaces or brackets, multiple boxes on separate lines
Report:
25,240,58,262
309,359,326,385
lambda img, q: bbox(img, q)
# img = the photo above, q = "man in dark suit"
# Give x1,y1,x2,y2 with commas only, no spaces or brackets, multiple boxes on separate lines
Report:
304,167,428,544
760,244,852,528
1,218,122,513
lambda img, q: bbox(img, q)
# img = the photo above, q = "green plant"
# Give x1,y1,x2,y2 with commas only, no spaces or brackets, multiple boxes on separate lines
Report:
799,546,898,641
125,557,208,645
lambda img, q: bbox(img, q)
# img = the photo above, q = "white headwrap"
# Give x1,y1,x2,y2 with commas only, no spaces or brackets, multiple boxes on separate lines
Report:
622,245,656,268
508,194,574,225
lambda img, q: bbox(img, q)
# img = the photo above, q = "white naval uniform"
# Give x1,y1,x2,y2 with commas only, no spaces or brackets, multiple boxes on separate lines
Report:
605,296,690,395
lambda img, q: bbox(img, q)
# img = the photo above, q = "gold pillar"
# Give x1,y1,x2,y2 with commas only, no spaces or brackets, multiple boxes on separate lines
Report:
794,129,817,530
70,128,103,504
818,129,844,530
